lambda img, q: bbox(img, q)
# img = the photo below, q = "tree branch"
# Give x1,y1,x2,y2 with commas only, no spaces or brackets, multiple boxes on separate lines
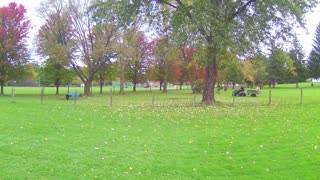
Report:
230,0,257,20
156,0,178,9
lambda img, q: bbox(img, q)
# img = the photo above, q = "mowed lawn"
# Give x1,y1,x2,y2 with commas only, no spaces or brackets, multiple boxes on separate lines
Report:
1,85,320,179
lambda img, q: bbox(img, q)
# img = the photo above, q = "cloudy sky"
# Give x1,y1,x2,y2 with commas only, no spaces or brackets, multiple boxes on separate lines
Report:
1,0,320,59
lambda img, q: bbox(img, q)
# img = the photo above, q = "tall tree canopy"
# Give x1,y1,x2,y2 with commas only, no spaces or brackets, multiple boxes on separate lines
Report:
37,0,117,95
36,0,75,94
0,2,30,94
124,31,153,92
96,0,318,104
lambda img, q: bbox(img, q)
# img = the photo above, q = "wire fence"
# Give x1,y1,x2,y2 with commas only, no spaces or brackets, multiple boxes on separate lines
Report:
2,86,320,107
223,88,320,107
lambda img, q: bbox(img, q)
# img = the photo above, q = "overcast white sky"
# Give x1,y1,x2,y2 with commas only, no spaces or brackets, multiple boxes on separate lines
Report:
1,0,320,60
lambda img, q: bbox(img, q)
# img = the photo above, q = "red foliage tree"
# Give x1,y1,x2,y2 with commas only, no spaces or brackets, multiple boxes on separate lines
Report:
0,2,30,94
181,46,207,87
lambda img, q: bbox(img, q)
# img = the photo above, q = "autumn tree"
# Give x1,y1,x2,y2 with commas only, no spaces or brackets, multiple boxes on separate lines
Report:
167,57,183,87
242,56,269,88
154,40,183,88
177,45,196,90
0,3,30,94
36,0,74,94
125,31,152,92
153,36,182,92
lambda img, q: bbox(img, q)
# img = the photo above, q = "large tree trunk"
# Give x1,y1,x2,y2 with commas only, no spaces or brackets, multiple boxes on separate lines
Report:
99,81,103,94
119,57,125,95
162,59,169,93
163,81,168,93
0,80,4,95
99,71,104,94
133,82,137,92
159,79,163,91
55,80,60,95
132,72,137,92
202,40,217,105
55,85,59,95
84,81,91,95
202,64,216,104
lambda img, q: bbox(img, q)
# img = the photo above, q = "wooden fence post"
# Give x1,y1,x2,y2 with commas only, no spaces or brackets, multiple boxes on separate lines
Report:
40,87,44,104
269,89,272,106
74,89,77,105
233,94,235,107
11,87,15,103
110,88,113,107
300,88,303,104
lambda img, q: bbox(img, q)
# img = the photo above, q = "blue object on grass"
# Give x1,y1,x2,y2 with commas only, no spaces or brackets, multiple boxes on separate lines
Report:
66,92,81,100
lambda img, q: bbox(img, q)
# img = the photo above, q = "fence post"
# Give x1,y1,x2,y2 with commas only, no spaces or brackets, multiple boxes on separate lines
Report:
40,87,44,104
74,89,77,105
300,88,303,104
152,93,155,107
269,89,272,106
110,88,113,107
193,95,196,108
11,87,15,103
232,94,235,107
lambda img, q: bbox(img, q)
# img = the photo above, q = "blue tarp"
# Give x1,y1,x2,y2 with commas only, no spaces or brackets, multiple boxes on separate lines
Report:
66,92,81,97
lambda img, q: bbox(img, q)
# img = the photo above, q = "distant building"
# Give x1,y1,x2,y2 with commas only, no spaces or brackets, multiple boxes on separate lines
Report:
312,78,320,83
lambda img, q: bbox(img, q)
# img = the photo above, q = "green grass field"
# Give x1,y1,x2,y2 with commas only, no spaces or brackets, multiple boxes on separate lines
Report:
1,84,320,179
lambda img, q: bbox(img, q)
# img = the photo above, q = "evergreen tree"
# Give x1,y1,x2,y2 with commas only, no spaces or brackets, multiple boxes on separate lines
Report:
288,39,309,87
308,22,320,80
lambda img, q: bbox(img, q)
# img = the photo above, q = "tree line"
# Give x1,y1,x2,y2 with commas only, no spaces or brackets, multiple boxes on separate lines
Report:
1,0,320,105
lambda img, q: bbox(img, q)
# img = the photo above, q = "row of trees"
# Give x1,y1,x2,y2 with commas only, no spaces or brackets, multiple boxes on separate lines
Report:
1,0,320,105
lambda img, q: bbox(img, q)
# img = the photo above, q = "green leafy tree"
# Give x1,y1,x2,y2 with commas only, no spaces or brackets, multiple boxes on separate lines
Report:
243,54,267,88
37,0,117,95
36,0,76,94
153,37,169,92
308,50,320,80
68,0,118,95
124,31,152,92
266,48,294,87
142,0,318,104
0,3,31,94
41,58,74,94
95,60,118,94
221,56,243,88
